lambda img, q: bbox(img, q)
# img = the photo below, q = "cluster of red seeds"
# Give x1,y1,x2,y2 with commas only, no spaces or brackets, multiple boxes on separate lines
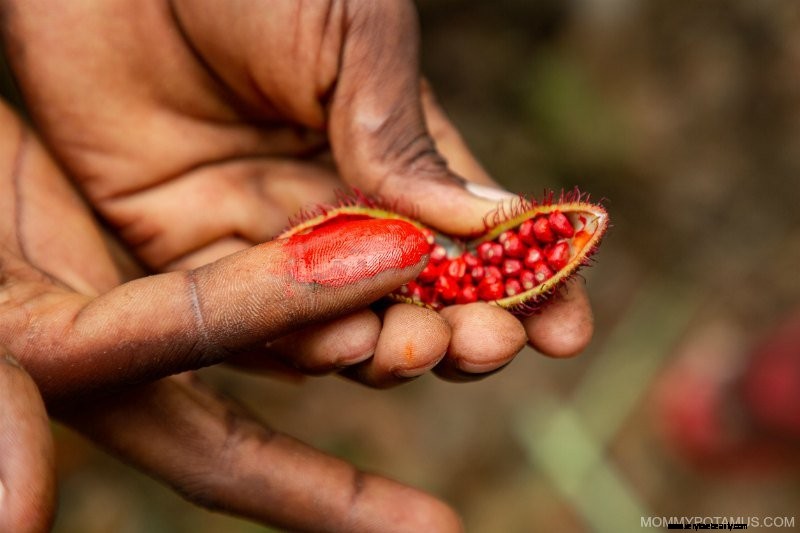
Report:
395,210,576,309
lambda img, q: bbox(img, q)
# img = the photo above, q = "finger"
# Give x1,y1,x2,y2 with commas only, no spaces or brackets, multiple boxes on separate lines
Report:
59,376,463,532
523,279,595,358
165,0,510,234
0,353,55,533
102,159,342,269
342,304,451,388
6,217,429,402
434,303,527,381
164,236,254,272
326,1,513,235
0,102,121,296
230,308,381,375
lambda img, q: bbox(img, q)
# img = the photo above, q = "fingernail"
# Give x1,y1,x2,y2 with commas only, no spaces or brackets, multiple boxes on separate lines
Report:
2,354,22,369
465,182,517,202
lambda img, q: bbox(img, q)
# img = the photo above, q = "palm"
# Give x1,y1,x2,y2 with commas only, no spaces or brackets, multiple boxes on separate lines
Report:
7,2,345,272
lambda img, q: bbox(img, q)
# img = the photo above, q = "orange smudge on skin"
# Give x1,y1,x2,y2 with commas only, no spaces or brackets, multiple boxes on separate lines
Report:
286,218,428,287
404,342,415,364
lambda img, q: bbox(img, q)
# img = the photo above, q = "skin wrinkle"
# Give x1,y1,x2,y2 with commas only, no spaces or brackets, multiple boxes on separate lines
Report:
10,123,27,260
397,135,447,180
177,17,280,121
115,213,161,251
166,0,233,118
360,105,458,204
185,268,215,364
350,468,366,507
293,0,305,60
368,101,423,166
3,125,70,291
315,0,342,108
391,130,435,170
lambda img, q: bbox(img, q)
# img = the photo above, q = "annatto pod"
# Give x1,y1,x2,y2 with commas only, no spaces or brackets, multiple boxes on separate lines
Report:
279,189,609,316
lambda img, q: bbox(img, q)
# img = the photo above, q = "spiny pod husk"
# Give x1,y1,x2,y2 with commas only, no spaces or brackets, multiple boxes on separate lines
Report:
279,189,609,316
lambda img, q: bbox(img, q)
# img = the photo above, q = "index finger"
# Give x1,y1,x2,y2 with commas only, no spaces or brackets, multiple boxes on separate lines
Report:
59,375,463,532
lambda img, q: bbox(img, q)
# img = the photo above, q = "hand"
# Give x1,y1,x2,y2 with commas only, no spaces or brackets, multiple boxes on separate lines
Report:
1,1,595,530
0,101,460,530
3,0,594,388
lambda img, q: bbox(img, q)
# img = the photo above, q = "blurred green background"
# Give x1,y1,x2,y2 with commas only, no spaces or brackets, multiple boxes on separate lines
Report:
15,0,800,531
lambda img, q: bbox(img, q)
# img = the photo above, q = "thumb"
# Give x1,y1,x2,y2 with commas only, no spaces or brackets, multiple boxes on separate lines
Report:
11,218,427,402
328,0,509,236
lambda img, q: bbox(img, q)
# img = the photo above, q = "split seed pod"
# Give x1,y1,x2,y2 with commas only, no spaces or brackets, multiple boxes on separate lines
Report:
279,189,609,315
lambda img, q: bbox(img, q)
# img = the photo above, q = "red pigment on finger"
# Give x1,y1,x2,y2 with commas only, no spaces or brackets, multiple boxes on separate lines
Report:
286,218,428,287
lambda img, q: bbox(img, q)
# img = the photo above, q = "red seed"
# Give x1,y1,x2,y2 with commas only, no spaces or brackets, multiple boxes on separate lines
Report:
485,265,502,280
417,262,441,283
461,274,474,287
405,281,428,302
548,210,575,238
502,233,526,258
477,241,504,265
435,275,459,302
430,244,448,263
533,216,555,244
523,246,543,269
520,270,536,290
446,257,466,279
498,230,514,243
518,219,537,246
420,228,436,245
545,241,571,270
456,285,478,304
477,276,505,300
463,252,480,268
470,265,486,281
533,262,553,284
477,242,493,261
505,279,523,297
502,258,522,278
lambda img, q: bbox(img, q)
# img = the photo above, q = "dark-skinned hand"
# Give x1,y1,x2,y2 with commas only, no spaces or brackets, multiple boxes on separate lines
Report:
0,1,594,531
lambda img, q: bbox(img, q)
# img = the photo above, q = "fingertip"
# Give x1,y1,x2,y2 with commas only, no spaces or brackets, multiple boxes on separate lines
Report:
343,304,450,387
318,309,383,367
438,303,527,377
523,279,594,358
381,304,450,378
266,309,382,373
351,476,464,533
417,497,465,533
